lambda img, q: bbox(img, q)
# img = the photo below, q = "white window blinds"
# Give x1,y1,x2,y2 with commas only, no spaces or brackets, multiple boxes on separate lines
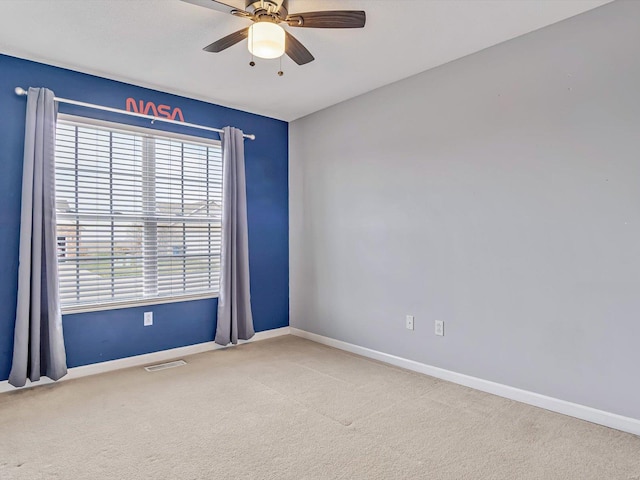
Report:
54,116,222,312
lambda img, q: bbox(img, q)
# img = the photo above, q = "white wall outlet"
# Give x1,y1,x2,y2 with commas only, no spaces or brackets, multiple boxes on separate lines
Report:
406,315,414,331
144,311,153,327
435,320,444,336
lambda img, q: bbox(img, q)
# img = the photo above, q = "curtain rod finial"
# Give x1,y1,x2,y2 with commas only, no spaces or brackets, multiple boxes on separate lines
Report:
15,87,28,96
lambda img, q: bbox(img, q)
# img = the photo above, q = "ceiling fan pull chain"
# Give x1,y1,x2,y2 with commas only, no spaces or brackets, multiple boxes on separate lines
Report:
277,55,284,76
250,33,256,67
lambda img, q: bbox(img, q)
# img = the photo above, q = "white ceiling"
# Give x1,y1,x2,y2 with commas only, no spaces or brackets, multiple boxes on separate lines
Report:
0,0,612,121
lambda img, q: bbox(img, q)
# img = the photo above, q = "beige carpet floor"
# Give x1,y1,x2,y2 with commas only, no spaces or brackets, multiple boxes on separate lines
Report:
1,335,639,479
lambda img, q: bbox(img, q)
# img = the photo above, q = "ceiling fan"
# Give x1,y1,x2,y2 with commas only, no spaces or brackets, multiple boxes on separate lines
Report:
182,0,366,67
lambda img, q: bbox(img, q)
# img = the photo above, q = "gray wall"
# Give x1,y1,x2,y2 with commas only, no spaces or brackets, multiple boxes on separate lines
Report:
289,0,640,420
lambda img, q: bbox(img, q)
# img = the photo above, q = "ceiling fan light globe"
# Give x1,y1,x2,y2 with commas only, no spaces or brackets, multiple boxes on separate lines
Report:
248,22,285,59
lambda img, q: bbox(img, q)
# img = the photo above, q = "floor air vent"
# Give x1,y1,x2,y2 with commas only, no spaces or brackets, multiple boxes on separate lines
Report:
144,360,187,372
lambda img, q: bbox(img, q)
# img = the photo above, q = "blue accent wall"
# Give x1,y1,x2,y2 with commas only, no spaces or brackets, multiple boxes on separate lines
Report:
0,54,289,378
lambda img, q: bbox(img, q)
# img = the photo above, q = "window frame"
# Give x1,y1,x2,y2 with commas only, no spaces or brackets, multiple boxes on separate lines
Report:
55,114,222,315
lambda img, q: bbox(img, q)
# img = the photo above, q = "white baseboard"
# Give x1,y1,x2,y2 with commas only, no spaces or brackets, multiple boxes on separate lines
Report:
290,327,640,437
0,326,290,394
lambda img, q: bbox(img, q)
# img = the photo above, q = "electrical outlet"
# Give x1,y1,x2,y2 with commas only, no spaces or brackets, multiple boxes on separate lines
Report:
406,315,414,331
435,320,444,336
144,311,153,327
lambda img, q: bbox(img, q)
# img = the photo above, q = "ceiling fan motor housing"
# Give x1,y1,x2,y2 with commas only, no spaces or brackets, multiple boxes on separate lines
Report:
246,0,288,21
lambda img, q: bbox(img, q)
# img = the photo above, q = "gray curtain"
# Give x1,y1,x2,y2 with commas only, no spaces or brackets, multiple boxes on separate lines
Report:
9,88,67,387
215,127,255,345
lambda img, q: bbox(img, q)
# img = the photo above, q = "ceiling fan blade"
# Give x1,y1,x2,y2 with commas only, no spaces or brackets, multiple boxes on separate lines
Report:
285,31,314,65
181,0,250,16
285,10,366,28
203,27,250,53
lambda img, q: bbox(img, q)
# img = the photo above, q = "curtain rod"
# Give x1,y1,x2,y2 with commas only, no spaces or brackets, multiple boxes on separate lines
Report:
14,87,255,141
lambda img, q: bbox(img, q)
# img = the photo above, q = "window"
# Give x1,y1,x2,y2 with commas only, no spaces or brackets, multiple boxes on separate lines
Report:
54,116,222,312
